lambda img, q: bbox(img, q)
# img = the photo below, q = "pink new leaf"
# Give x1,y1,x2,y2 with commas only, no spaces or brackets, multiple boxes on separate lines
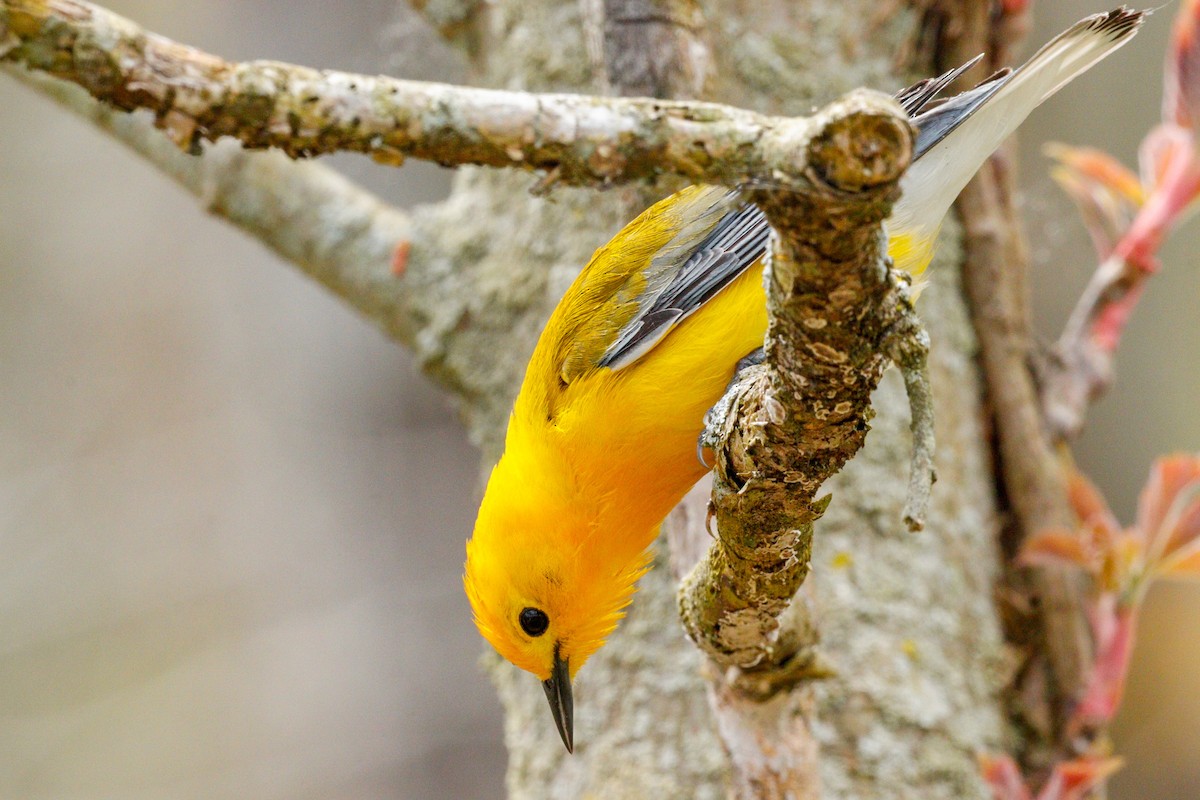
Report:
1136,454,1200,538
1023,471,1133,592
980,754,1123,800
1136,454,1200,569
1119,125,1200,272
1038,757,1124,800
1046,143,1143,259
1066,469,1120,534
1154,486,1200,577
1165,0,1200,128
1171,495,1200,551
1072,598,1137,730
1162,547,1200,576
1021,528,1094,572
980,754,1033,800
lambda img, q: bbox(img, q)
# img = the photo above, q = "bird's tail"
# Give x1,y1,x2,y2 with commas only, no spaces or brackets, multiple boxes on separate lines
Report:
888,7,1147,276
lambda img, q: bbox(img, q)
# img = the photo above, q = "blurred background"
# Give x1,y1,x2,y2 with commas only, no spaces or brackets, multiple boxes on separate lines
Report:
0,2,1196,798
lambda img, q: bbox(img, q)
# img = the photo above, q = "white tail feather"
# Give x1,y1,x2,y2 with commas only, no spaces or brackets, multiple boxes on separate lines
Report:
889,7,1146,271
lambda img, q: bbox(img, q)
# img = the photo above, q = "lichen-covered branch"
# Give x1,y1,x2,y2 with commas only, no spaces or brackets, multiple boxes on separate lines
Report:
4,0,878,192
668,93,912,800
678,93,913,674
887,310,937,532
3,0,1016,795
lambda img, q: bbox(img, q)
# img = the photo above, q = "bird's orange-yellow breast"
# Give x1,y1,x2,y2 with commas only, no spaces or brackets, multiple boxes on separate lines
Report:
467,186,936,675
465,186,768,678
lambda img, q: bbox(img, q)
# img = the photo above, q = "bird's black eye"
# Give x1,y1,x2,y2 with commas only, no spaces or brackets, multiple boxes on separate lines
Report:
519,607,550,637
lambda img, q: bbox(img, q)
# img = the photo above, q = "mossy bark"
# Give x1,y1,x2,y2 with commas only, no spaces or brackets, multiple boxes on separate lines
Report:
2,0,1011,794
462,1,1006,797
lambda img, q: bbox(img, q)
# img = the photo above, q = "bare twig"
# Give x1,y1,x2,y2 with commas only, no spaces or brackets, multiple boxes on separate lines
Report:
1040,254,1138,440
3,0,877,192
886,306,937,532
678,94,914,675
958,162,1093,719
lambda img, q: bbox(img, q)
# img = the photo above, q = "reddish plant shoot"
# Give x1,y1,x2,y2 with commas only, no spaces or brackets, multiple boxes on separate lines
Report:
1022,455,1200,730
985,3,1200,795
981,754,1122,800
1046,0,1200,358
1165,0,1200,129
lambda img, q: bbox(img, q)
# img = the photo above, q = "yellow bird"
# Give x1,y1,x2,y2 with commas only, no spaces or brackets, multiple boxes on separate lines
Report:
464,8,1144,752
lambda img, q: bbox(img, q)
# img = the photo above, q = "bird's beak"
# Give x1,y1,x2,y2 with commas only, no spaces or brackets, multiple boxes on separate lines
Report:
541,647,574,753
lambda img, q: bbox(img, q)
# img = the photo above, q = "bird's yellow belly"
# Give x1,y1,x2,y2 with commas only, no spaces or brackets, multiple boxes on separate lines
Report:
560,260,768,543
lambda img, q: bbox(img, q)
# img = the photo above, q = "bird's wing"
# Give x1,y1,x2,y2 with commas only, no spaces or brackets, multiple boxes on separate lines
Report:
894,54,986,117
547,7,1146,387
597,199,769,371
546,185,769,387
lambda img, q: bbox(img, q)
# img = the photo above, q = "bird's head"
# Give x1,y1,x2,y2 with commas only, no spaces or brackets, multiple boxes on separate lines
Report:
463,452,648,753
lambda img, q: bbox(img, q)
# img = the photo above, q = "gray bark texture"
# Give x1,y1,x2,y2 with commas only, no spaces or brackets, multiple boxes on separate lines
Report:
459,1,1007,797
1,0,1013,796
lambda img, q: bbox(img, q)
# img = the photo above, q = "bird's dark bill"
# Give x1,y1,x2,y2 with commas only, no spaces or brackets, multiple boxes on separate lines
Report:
541,651,573,753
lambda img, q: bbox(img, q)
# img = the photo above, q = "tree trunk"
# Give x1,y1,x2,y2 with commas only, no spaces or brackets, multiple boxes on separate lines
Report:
416,1,1008,796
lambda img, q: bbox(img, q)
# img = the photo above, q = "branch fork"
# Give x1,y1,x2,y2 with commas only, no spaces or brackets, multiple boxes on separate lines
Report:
677,97,921,680
4,2,965,794
4,0,878,192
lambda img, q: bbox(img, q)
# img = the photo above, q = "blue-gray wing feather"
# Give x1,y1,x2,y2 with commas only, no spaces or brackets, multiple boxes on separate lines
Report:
596,52,1030,372
598,199,770,370
894,54,985,116
909,68,1011,160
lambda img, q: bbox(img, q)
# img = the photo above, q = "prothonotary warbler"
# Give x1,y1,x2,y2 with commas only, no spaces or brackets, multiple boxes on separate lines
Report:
463,8,1145,752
